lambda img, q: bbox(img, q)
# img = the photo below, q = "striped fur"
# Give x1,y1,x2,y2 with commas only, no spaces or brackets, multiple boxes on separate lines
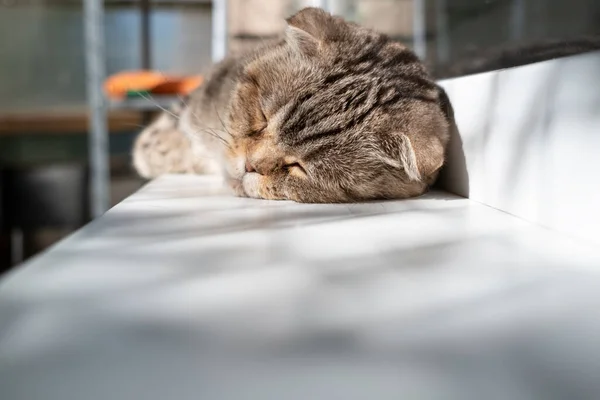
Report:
133,7,453,203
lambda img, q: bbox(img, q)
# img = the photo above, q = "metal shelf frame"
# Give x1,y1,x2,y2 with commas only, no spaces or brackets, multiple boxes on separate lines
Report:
84,0,109,218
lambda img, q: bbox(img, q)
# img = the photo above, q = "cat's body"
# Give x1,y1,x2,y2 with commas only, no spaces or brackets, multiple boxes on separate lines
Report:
133,7,453,203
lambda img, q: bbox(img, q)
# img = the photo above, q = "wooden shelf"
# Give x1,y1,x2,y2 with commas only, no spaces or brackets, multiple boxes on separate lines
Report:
0,110,152,136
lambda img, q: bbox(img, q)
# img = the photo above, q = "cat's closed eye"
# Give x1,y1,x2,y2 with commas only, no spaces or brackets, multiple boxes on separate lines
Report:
248,126,266,137
248,109,267,137
285,162,308,177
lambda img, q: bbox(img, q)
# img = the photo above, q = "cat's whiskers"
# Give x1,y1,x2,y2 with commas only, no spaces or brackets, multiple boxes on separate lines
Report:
128,72,232,148
191,110,232,146
176,93,189,107
204,130,232,148
136,91,181,120
169,80,233,146
187,117,232,148
186,112,232,148
194,128,232,149
123,123,149,130
214,106,233,138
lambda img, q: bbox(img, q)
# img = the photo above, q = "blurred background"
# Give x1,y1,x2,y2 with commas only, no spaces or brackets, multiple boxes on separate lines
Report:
1,0,600,271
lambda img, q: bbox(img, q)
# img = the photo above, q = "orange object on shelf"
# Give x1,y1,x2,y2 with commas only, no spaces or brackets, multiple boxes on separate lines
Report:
103,70,203,99
151,76,204,96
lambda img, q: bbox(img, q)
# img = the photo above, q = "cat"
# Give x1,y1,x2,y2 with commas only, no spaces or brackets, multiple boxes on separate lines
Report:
133,7,453,203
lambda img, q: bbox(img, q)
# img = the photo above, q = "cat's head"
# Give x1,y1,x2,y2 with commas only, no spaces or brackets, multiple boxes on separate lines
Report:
224,7,451,202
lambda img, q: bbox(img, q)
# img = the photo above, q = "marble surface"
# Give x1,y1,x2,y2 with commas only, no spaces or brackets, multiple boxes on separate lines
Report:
1,175,600,400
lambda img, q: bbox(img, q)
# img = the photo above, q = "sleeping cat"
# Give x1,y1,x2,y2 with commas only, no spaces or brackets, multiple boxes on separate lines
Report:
133,7,453,203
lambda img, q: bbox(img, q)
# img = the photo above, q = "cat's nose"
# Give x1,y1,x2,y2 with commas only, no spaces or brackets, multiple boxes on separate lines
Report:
245,160,256,173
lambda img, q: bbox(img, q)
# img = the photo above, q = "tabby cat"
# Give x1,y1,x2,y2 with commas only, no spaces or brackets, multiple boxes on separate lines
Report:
133,7,453,203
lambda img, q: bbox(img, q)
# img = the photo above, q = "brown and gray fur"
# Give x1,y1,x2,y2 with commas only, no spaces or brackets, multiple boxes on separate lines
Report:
132,102,219,179
133,7,453,203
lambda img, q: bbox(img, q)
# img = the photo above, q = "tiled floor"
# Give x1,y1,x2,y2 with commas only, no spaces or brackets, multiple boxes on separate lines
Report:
1,175,599,399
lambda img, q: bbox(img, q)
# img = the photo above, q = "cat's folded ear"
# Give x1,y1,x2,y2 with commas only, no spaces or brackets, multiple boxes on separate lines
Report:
436,84,455,123
285,7,342,56
379,134,422,182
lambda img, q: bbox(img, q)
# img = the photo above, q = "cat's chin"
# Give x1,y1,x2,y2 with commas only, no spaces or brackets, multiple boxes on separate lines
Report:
226,172,284,200
222,156,249,197
241,173,263,199
224,176,247,198
225,173,263,199
223,155,246,181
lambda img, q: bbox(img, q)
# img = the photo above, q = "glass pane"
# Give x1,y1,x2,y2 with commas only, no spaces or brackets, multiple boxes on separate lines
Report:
0,2,212,113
